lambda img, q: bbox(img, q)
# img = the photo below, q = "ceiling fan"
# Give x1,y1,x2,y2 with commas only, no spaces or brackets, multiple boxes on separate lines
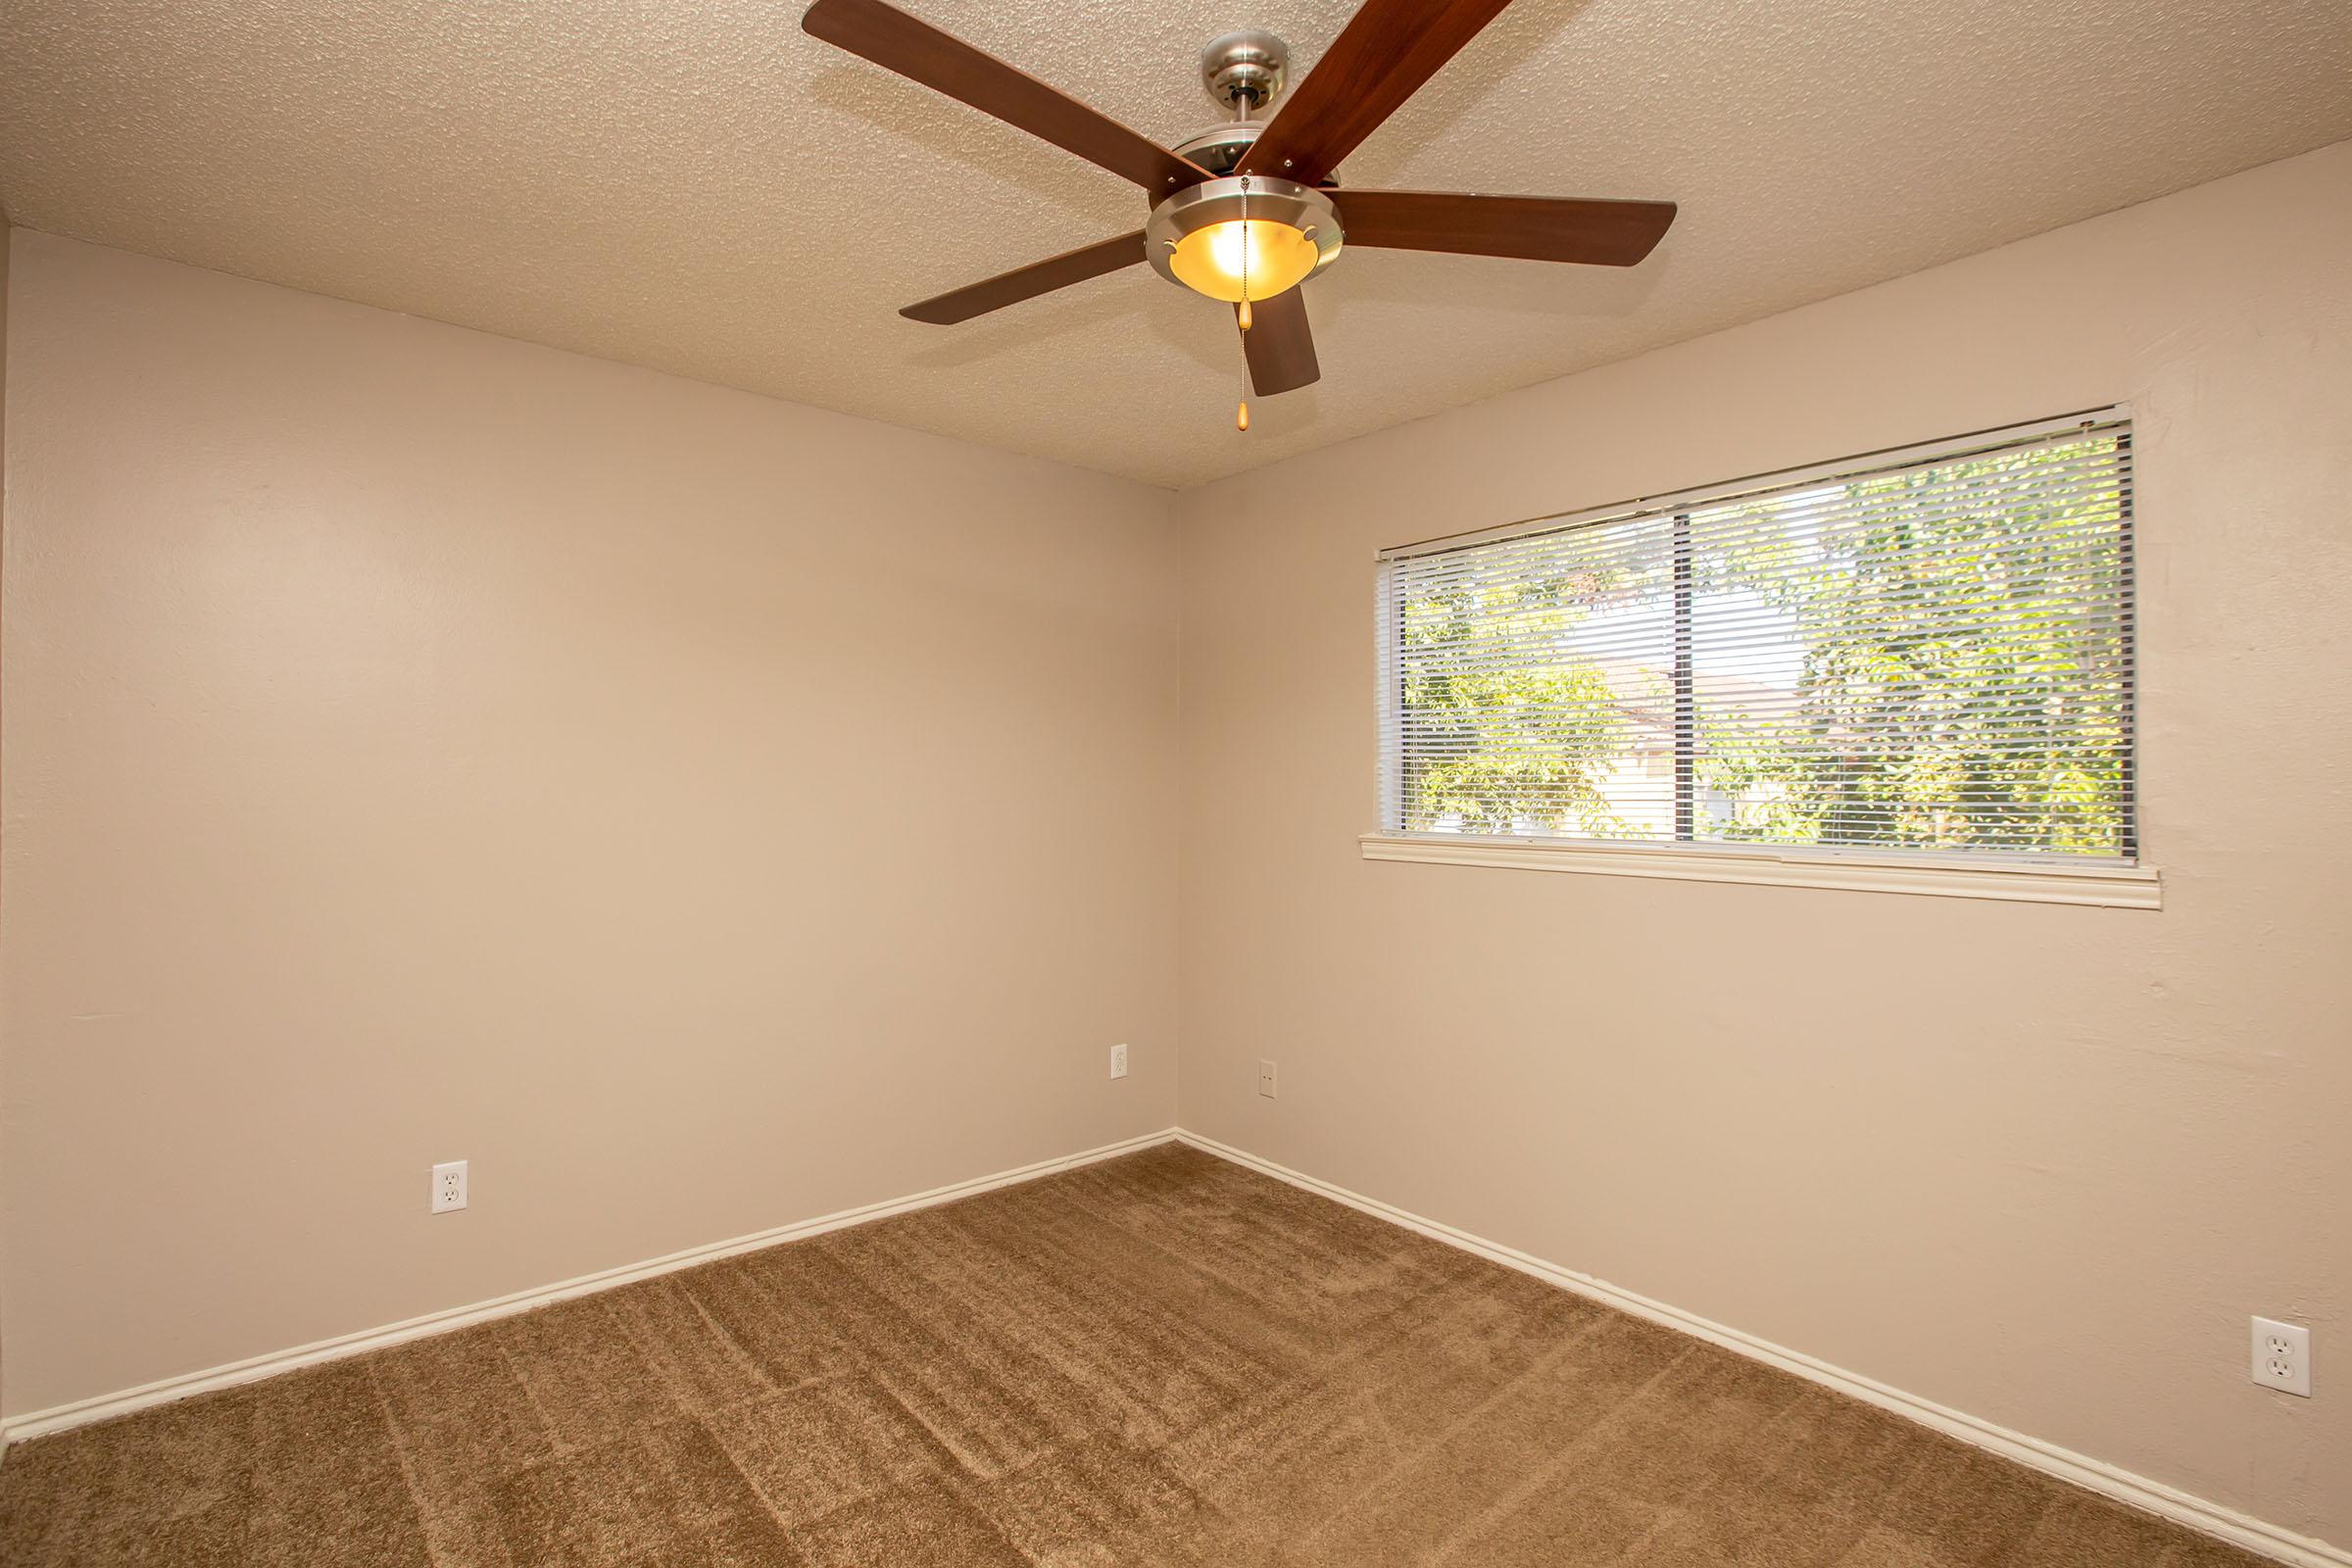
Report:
802,0,1677,422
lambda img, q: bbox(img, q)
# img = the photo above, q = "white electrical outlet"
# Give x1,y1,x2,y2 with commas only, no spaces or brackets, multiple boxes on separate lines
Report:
2251,1317,2311,1396
1109,1043,1129,1080
1258,1058,1277,1099
431,1160,468,1214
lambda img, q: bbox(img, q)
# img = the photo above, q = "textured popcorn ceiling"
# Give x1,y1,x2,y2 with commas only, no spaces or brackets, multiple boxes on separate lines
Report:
4,1,2348,489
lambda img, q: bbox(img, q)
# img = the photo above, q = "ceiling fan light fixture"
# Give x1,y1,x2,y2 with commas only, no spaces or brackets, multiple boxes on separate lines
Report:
1169,219,1320,303
808,1,1681,402
1146,174,1343,305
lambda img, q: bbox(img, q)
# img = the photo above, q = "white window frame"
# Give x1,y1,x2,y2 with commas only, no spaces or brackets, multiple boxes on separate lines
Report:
1363,409,2160,909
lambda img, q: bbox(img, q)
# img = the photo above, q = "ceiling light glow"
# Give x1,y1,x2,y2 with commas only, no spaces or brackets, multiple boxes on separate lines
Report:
1146,174,1344,307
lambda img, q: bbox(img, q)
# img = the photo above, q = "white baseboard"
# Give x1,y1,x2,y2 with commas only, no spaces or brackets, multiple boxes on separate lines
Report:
1175,1130,2349,1568
0,1127,1181,1446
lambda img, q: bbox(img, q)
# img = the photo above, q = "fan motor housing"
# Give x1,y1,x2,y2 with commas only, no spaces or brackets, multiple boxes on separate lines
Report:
1170,122,1261,176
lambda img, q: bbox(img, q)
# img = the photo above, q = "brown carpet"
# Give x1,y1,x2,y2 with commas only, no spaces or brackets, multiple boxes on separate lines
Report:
0,1144,2263,1566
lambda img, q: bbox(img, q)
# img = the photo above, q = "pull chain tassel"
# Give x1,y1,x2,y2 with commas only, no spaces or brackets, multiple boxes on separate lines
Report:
1237,400,1250,433
1238,296,1252,332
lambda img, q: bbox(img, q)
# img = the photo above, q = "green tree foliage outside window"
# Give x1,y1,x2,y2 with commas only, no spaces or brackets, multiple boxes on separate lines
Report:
1388,432,2133,859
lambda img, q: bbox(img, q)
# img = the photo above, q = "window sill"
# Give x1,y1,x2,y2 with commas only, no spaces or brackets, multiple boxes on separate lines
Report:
1357,833,2161,909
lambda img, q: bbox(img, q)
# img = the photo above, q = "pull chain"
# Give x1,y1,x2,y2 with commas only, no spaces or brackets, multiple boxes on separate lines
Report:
1236,174,1251,433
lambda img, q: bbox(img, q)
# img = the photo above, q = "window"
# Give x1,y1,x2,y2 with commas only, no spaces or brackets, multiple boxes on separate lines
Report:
1370,413,2154,906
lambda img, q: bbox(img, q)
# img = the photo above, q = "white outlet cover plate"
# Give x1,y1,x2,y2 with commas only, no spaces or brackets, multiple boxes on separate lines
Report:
431,1159,468,1214
2251,1315,2311,1396
1258,1059,1277,1099
1110,1044,1128,1080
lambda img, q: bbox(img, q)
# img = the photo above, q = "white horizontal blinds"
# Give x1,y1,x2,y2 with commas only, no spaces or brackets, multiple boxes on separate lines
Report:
1683,428,2133,858
1385,513,1680,840
1380,417,2135,860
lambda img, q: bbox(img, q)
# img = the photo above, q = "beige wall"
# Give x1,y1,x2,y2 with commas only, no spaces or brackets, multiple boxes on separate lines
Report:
0,231,1181,1418
1177,140,2352,1545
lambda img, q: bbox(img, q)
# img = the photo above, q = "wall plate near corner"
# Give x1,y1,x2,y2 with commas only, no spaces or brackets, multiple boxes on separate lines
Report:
1110,1043,1129,1080
2251,1316,2311,1396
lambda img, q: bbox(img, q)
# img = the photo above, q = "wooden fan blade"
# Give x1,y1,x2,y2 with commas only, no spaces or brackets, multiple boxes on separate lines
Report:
901,231,1147,324
804,0,1211,192
1240,288,1320,395
1238,0,1514,186
1331,190,1677,266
